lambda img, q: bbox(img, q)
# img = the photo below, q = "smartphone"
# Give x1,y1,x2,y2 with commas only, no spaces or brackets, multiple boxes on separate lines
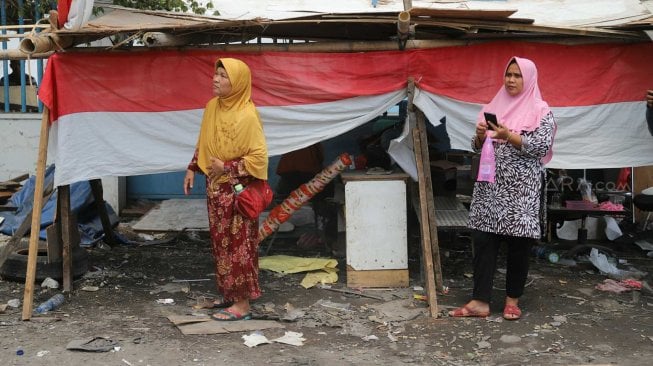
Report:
484,112,498,130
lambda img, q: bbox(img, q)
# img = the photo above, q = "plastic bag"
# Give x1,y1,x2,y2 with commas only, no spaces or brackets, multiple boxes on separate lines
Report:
476,137,495,183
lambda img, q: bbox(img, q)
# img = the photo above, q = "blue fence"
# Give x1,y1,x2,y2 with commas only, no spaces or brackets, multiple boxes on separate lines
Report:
1,0,47,113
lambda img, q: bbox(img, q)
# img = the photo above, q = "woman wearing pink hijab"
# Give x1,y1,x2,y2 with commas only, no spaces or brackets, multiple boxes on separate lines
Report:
449,57,556,320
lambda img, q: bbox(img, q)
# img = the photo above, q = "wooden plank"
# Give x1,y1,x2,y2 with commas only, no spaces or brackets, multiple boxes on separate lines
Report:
8,173,29,183
346,266,409,288
176,319,284,335
45,224,62,263
416,111,444,292
409,8,522,22
0,191,14,199
59,185,73,292
89,179,117,245
22,107,50,321
407,77,438,318
340,171,410,183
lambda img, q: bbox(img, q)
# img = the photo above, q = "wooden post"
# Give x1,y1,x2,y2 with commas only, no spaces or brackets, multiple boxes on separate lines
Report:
89,179,117,245
416,110,444,292
407,78,438,317
58,185,73,292
22,107,50,321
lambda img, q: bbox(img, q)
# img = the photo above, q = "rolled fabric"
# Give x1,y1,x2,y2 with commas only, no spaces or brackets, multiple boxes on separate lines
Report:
258,153,351,242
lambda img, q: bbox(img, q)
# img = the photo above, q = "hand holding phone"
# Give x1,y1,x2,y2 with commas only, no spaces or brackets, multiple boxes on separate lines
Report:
484,112,498,130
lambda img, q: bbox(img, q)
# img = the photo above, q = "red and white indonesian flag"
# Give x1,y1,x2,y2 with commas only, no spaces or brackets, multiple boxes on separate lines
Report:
39,42,653,186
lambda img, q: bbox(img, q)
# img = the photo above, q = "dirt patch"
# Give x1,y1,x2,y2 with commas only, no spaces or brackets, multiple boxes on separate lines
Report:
1,226,652,365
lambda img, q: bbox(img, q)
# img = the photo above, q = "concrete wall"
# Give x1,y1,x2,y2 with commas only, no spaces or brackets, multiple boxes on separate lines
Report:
0,113,125,213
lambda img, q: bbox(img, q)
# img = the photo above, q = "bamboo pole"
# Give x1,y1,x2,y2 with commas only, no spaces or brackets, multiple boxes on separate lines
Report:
20,33,73,54
0,49,53,60
0,24,50,30
22,107,51,321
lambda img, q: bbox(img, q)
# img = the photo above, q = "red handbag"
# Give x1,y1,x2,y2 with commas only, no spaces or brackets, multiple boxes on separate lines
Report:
234,180,274,219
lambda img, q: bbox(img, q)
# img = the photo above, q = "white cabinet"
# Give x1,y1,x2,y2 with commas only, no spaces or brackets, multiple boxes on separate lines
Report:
342,172,409,287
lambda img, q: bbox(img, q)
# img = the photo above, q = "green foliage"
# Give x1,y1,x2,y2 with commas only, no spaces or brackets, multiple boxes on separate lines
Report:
3,0,217,25
111,0,213,14
4,0,53,24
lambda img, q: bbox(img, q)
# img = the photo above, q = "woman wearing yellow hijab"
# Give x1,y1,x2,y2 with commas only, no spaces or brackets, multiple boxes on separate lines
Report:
184,58,268,321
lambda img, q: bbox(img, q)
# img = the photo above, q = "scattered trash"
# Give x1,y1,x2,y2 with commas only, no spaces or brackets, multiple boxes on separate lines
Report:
41,277,60,289
595,279,642,293
552,315,568,323
315,299,351,312
66,337,119,352
387,332,398,342
81,286,100,292
413,294,427,301
35,293,65,314
281,302,305,321
7,299,20,308
96,242,112,251
362,335,379,341
36,350,50,357
559,293,586,305
242,332,271,348
155,298,175,305
634,239,653,251
272,331,306,346
151,283,189,294
16,348,23,356
589,248,647,280
532,245,560,263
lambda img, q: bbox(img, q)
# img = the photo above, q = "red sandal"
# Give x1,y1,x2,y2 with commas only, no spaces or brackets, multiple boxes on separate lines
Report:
503,304,522,320
448,305,490,318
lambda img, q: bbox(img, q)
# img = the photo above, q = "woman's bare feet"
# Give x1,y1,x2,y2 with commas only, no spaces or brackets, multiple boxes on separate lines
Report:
448,300,490,317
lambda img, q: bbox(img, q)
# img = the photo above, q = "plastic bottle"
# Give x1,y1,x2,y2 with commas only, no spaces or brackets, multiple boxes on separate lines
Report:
531,245,559,263
35,293,65,314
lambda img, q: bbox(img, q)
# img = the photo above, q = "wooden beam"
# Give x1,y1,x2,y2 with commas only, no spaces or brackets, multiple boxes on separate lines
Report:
407,78,438,318
416,110,444,292
22,107,50,321
89,179,117,245
58,185,73,292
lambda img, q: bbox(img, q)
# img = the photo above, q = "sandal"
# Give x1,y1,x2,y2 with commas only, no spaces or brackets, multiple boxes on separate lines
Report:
503,304,522,320
448,305,490,318
211,308,252,321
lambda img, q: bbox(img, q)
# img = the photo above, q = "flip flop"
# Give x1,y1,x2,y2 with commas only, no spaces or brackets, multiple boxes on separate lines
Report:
448,305,490,318
211,308,252,321
503,304,522,320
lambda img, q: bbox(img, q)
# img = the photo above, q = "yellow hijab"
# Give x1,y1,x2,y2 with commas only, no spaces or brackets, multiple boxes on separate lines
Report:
196,58,268,183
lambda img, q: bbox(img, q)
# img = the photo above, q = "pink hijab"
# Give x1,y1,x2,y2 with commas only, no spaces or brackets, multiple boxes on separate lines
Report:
479,56,554,163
